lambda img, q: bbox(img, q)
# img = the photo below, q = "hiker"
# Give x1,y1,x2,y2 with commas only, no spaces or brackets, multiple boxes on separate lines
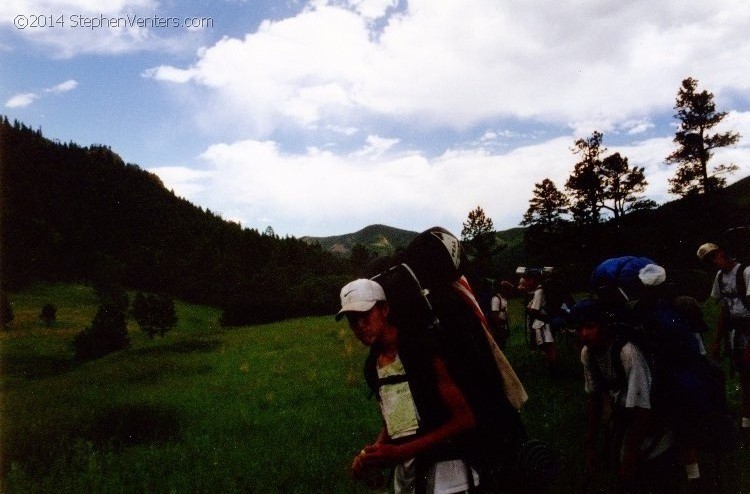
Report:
591,256,736,491
367,227,543,493
572,298,682,494
698,242,750,441
489,281,513,349
337,278,480,494
519,269,559,375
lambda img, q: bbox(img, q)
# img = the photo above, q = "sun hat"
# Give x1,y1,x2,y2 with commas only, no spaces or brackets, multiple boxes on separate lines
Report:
335,279,386,320
696,243,720,262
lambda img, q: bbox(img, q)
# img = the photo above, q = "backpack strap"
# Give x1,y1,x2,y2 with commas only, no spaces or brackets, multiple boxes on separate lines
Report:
736,264,750,313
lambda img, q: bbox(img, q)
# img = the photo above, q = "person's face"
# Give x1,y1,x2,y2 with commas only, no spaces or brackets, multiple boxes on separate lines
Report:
706,249,731,270
578,320,605,350
346,303,389,346
519,276,537,292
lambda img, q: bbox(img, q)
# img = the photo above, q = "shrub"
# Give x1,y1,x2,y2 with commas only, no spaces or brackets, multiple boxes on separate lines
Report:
73,302,130,360
131,292,178,338
39,303,57,326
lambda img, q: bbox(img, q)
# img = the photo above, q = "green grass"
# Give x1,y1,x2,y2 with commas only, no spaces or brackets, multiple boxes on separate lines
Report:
1,284,748,493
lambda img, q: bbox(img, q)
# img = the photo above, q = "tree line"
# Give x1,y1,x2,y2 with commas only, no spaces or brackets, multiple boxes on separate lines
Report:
460,77,746,289
0,117,355,326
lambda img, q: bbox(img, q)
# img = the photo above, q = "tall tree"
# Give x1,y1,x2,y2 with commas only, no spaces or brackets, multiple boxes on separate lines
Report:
666,77,741,196
521,178,569,228
461,206,495,246
461,206,496,281
565,131,606,225
598,153,656,220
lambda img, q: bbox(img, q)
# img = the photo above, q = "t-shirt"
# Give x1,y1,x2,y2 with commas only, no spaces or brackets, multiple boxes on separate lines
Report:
490,295,508,321
528,288,549,331
378,354,479,493
711,263,750,319
377,355,420,439
581,343,672,459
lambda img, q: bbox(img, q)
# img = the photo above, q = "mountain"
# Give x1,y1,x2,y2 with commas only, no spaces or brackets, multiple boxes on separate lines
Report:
301,224,419,256
0,116,348,323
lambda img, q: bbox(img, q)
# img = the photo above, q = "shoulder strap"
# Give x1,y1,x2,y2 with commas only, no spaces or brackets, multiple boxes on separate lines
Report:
737,264,750,312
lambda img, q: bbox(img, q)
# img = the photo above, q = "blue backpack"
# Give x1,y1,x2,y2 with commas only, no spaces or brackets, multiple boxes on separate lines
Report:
588,257,738,453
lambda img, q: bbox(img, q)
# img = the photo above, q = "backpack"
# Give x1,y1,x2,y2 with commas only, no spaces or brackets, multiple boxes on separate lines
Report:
721,226,750,312
589,258,738,453
539,275,575,330
365,228,558,493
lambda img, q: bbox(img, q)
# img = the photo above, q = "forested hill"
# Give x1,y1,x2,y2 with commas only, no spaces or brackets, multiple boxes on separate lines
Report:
301,224,418,256
0,117,349,320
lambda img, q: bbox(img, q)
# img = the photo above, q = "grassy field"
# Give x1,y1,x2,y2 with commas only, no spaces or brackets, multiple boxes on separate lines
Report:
1,283,748,493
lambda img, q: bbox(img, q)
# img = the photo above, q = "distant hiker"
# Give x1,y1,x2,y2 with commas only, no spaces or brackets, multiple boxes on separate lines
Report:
590,256,737,491
572,298,682,494
337,278,480,494
489,281,513,349
519,269,559,376
698,242,750,442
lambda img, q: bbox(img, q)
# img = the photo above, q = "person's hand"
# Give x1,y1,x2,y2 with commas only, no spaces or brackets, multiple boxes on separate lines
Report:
350,447,386,489
359,443,406,467
350,444,377,479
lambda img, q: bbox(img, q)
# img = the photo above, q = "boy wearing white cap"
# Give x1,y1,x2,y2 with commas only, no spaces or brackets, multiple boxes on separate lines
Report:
698,242,750,439
336,278,479,494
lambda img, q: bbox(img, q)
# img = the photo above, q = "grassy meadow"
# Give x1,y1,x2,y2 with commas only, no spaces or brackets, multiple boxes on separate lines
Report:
1,283,748,493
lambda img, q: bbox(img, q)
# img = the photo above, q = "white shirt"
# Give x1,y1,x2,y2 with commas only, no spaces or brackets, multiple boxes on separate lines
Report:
711,263,750,319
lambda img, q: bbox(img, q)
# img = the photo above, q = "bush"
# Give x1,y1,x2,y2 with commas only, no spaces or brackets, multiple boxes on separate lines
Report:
131,292,177,338
39,303,57,326
73,302,130,360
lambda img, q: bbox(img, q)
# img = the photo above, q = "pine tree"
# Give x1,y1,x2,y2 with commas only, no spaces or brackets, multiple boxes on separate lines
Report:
666,77,741,195
565,131,606,225
521,178,569,229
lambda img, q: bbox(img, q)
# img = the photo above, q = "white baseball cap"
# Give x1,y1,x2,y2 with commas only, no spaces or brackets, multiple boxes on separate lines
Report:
696,243,720,261
335,279,386,320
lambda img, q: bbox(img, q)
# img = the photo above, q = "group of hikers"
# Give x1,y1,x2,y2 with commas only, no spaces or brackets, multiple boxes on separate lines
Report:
334,226,750,494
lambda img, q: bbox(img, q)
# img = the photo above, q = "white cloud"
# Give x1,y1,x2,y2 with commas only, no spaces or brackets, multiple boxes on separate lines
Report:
1,0,205,57
5,92,39,108
45,79,78,93
150,121,750,237
146,0,750,136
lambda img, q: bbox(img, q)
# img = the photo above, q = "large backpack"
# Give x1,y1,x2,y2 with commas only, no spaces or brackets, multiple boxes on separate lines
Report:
589,257,738,453
366,227,557,493
720,226,750,312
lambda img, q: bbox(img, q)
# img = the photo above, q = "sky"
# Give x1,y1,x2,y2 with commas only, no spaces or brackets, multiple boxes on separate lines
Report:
2,0,750,238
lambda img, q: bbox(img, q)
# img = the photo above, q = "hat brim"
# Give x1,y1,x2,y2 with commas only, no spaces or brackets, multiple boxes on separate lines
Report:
335,300,377,321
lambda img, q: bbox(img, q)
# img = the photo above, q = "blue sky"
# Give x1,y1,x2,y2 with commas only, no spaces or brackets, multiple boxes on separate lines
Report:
3,0,750,237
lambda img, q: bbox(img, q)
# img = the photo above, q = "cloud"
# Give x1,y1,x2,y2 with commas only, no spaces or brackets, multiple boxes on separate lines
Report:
5,79,79,108
5,92,39,108
146,0,750,137
150,119,750,237
151,134,576,235
45,79,78,93
1,0,205,58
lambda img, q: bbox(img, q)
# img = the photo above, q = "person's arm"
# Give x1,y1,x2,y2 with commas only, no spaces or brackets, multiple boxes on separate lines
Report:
358,356,476,467
618,344,653,480
712,302,730,361
619,407,650,480
527,289,550,323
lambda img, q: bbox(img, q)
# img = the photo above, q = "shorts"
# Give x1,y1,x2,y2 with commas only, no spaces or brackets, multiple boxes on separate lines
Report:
532,320,554,345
